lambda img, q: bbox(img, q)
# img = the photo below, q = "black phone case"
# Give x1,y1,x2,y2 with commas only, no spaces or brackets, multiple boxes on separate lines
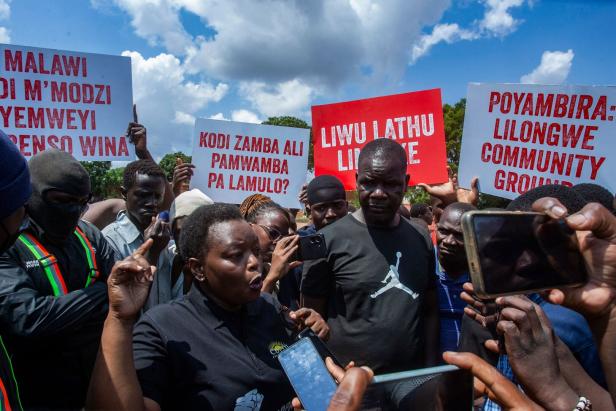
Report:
297,233,327,261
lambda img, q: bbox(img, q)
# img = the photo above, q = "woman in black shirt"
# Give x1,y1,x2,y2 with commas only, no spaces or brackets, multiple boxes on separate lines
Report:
87,203,328,411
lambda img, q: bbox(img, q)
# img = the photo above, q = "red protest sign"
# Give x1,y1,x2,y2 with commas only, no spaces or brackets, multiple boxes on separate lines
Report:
311,89,448,189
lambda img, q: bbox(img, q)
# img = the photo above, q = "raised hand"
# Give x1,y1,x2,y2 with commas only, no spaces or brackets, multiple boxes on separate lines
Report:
298,183,308,207
172,158,195,197
143,216,171,257
460,282,499,330
494,295,578,410
107,239,156,320
289,307,330,340
126,105,150,159
532,198,616,317
418,167,479,207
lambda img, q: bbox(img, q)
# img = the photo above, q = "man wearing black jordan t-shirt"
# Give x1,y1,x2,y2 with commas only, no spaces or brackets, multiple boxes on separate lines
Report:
301,139,439,375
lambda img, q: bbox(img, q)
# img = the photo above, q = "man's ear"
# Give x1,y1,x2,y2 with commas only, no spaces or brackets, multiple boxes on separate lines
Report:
120,186,128,201
188,257,205,282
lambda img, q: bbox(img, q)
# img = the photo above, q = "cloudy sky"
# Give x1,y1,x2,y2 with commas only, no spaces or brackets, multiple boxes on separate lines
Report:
2,0,614,159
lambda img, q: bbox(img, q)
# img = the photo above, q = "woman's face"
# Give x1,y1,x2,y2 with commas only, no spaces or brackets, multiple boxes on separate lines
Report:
199,219,263,309
254,210,291,244
251,224,274,264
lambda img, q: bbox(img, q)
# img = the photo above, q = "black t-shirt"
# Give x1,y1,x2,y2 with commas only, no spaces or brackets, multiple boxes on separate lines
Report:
133,286,296,411
301,214,435,373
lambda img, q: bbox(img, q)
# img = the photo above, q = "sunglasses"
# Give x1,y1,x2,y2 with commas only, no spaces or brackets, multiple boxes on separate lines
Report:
260,225,283,242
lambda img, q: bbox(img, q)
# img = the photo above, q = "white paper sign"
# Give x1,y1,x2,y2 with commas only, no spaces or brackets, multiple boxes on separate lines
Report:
191,118,310,208
459,83,616,199
0,44,133,160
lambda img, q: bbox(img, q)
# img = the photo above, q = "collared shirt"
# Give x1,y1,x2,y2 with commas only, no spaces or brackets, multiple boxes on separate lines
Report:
133,285,296,410
435,258,469,354
102,211,181,310
0,219,115,408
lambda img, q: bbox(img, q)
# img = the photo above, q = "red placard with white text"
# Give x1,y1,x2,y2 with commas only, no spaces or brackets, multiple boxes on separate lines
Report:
0,43,133,160
311,89,448,189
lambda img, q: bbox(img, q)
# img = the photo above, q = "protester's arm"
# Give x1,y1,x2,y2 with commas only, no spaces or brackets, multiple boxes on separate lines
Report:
494,295,582,410
443,351,543,411
417,167,479,207
82,198,126,230
533,198,616,403
0,254,108,337
423,286,440,366
262,235,300,294
86,240,160,411
171,160,194,197
554,336,615,410
142,216,171,267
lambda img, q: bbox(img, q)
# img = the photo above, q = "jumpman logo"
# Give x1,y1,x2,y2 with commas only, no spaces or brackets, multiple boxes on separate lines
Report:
370,251,419,299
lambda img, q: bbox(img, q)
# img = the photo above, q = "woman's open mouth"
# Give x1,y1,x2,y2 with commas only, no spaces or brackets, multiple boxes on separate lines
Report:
249,274,263,290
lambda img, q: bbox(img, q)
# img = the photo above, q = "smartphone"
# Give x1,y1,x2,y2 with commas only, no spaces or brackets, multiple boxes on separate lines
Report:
461,210,587,298
365,365,474,410
296,328,343,368
295,233,327,261
278,337,337,411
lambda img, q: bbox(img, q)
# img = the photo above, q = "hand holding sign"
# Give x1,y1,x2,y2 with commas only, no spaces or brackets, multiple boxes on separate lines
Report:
172,157,195,196
126,104,149,159
107,239,156,320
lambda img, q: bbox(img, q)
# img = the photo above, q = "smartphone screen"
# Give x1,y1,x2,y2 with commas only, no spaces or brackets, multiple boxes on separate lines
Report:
278,337,337,411
469,212,587,296
364,365,473,410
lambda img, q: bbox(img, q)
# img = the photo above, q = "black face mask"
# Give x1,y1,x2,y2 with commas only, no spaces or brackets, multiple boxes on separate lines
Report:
26,191,88,244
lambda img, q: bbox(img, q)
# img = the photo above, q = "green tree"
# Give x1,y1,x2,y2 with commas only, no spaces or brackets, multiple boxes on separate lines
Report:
158,152,192,181
262,116,314,170
442,98,466,173
81,161,111,201
103,167,125,199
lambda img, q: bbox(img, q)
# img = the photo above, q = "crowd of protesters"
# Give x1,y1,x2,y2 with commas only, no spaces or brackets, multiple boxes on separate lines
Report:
0,120,615,411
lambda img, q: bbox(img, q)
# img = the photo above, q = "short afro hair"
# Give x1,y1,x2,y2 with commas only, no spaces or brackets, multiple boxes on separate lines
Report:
573,183,614,211
506,184,585,213
410,203,430,218
357,138,407,172
123,159,166,190
179,203,242,262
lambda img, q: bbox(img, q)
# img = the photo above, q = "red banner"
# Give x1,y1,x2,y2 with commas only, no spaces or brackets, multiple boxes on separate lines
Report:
312,89,448,189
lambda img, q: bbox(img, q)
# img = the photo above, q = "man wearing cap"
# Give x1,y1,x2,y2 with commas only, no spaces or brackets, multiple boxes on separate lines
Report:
168,188,213,293
0,131,32,411
299,175,349,236
0,149,118,409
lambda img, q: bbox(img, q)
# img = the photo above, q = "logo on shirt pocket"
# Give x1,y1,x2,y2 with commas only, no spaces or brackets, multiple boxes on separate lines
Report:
268,341,288,356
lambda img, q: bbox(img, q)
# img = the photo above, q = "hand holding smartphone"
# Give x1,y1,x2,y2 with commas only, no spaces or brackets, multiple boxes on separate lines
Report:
461,211,587,298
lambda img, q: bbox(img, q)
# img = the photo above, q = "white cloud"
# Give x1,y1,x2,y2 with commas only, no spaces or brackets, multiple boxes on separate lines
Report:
0,0,10,43
480,0,525,37
104,0,449,87
520,49,574,84
411,23,477,63
410,0,526,64
0,27,9,43
239,79,314,118
209,113,227,121
231,109,261,124
122,50,228,156
207,110,261,123
97,0,192,55
0,0,10,20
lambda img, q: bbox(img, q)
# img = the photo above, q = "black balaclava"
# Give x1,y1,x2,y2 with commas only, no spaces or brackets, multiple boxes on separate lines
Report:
27,150,91,243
